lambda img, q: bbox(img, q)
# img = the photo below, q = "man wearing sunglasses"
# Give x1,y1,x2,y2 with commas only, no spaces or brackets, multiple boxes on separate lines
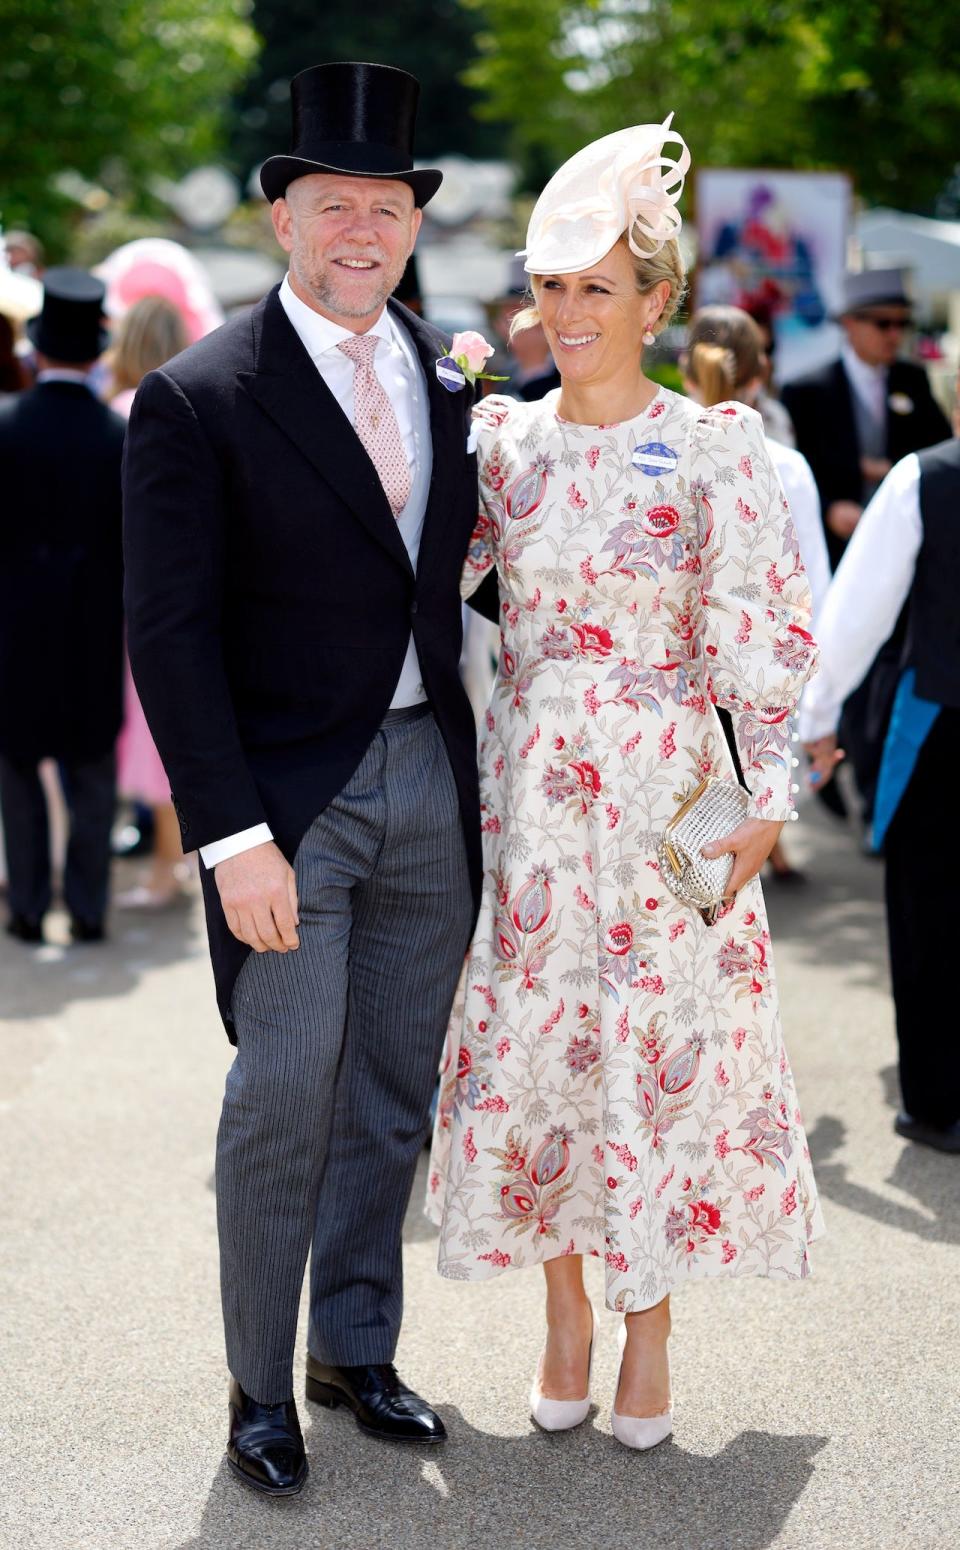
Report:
782,268,950,826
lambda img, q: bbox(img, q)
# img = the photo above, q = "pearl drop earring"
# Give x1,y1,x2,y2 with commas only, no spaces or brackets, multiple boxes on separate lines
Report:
643,325,656,346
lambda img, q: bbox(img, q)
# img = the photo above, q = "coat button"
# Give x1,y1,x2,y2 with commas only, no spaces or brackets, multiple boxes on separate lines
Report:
410,599,419,616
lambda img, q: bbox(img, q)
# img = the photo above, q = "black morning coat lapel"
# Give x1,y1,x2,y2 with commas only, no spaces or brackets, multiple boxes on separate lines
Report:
237,285,413,577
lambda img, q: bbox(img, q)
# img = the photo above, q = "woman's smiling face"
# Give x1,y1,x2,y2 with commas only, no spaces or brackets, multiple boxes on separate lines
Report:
534,238,670,388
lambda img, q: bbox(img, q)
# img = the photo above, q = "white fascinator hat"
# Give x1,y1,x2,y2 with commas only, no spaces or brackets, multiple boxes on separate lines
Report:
522,113,690,276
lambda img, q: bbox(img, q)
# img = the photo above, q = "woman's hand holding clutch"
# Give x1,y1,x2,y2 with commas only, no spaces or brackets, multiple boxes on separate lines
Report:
701,819,784,898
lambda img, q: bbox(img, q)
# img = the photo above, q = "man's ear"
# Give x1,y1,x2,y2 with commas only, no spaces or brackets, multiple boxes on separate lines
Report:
408,206,423,254
271,198,294,255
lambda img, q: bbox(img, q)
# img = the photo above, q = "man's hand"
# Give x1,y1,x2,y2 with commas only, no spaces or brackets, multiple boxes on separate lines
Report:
702,818,784,897
214,841,300,953
803,734,845,791
825,500,863,539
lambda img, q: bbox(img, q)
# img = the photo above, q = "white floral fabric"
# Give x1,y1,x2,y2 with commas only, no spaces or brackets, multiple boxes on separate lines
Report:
427,387,825,1310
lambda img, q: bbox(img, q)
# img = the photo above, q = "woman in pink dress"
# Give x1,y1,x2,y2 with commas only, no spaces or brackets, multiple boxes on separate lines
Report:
107,297,190,906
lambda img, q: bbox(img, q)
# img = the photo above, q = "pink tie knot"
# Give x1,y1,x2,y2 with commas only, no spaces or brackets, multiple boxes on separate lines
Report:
337,334,379,369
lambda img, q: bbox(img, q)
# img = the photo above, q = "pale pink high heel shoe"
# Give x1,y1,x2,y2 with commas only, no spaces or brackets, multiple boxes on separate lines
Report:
529,1304,599,1432
611,1319,673,1450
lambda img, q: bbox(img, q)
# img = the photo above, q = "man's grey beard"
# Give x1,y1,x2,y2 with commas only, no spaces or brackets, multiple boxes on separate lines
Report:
293,251,405,319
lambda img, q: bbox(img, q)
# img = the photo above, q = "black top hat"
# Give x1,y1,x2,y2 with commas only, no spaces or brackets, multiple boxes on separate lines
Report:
260,61,442,208
26,267,109,364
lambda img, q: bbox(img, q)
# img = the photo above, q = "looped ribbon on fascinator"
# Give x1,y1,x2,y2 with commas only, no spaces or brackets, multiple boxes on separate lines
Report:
522,114,690,276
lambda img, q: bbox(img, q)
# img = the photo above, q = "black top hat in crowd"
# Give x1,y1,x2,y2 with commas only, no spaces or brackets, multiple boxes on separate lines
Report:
26,267,109,363
260,61,442,208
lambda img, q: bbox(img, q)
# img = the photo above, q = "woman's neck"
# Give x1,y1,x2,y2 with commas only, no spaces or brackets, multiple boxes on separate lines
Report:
557,369,660,426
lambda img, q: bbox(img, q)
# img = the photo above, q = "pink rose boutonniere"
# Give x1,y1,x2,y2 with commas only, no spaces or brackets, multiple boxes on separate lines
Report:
436,330,506,393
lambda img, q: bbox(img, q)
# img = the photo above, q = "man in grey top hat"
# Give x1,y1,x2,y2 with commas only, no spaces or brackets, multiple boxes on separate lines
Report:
783,268,949,571
782,268,950,819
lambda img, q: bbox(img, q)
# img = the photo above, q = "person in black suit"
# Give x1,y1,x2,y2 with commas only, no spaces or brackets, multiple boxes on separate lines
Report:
123,63,499,1497
782,269,950,819
0,270,125,943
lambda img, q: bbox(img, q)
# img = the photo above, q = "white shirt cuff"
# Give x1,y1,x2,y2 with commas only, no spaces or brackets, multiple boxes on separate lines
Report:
199,823,274,869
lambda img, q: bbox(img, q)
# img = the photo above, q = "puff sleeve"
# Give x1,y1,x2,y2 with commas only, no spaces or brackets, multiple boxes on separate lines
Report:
691,403,819,823
460,395,516,600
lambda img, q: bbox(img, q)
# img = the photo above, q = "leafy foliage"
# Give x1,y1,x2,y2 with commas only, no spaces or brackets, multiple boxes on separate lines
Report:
0,0,258,255
461,0,960,212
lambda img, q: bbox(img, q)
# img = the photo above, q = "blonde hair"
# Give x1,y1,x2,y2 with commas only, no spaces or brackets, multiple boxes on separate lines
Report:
509,231,686,342
108,296,190,395
685,306,765,408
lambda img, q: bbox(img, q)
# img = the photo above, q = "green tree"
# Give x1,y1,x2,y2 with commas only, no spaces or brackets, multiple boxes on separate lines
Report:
230,1,506,180
462,0,960,213
0,0,259,256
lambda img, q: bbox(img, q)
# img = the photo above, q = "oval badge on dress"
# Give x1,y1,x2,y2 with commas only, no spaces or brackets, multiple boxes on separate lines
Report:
435,356,467,393
631,441,679,477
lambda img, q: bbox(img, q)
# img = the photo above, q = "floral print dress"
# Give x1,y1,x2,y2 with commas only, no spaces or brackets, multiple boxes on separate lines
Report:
427,386,825,1311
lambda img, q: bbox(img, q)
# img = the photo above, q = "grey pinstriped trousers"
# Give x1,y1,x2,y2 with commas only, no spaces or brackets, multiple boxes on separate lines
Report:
215,707,473,1404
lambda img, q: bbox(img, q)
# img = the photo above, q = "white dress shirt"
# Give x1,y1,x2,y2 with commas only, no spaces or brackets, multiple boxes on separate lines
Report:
766,439,831,621
841,340,887,425
200,274,430,869
799,453,922,742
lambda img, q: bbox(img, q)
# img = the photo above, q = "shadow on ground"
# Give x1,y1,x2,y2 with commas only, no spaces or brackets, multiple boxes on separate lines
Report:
807,1111,960,1247
177,1418,828,1550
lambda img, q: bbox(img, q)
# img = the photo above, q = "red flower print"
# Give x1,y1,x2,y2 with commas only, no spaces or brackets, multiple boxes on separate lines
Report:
648,399,665,418
583,685,600,716
553,733,565,750
463,1127,477,1163
645,897,658,911
569,759,602,801
688,1199,722,1235
714,1061,730,1088
605,1251,630,1273
615,1009,630,1044
477,1095,509,1112
706,643,718,657
566,1032,601,1074
668,920,686,942
570,623,613,659
637,974,665,995
732,1027,747,1051
655,1166,675,1198
478,1249,512,1267
609,1141,638,1172
579,557,598,584
658,723,677,759
457,1045,472,1079
781,1181,798,1216
605,803,621,829
585,445,601,470
744,1184,765,1202
429,1171,440,1194
496,1036,510,1060
567,482,588,511
738,455,753,478
629,1198,644,1219
715,1129,731,1159
556,598,567,613
736,496,758,523
735,610,752,644
592,1144,604,1165
721,1240,738,1264
604,921,634,956
621,730,642,755
642,503,682,538
607,1175,618,1189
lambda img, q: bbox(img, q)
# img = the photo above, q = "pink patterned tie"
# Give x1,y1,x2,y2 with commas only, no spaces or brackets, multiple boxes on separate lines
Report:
337,334,412,517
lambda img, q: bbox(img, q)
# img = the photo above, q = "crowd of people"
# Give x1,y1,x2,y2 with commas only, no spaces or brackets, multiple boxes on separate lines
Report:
1,56,958,1501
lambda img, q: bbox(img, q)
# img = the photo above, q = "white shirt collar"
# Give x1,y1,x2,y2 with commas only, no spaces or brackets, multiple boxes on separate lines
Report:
36,368,95,388
279,273,394,361
841,340,886,398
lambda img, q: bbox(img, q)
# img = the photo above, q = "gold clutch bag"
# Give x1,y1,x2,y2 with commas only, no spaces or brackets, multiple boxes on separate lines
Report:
657,776,750,926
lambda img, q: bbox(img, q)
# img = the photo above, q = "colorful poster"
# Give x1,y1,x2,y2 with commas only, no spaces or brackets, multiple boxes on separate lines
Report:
695,169,852,380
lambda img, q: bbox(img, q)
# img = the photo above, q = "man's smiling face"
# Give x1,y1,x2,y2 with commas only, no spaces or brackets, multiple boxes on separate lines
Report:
272,173,422,331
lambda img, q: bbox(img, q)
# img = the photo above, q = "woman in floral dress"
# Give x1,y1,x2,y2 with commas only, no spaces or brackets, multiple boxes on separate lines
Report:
427,119,823,1449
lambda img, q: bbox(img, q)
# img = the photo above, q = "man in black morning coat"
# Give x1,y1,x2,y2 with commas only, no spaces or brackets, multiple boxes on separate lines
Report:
123,63,499,1496
0,269,124,944
782,268,950,820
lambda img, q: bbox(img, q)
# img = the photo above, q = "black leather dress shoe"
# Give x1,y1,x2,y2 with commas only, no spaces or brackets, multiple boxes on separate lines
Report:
226,1378,308,1496
6,914,44,943
305,1356,446,1443
69,917,105,943
894,1113,960,1154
